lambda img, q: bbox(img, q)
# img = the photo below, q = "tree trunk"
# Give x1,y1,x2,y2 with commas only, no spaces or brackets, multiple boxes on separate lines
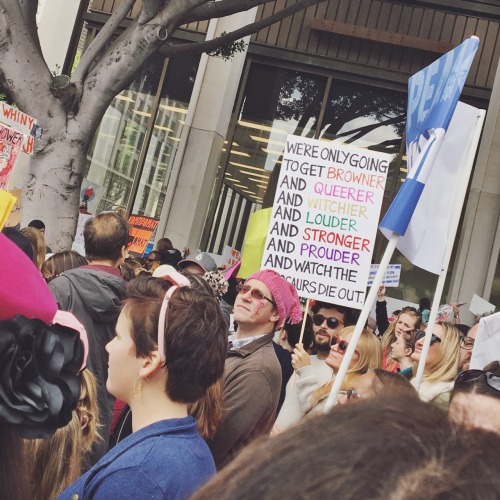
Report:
22,120,90,252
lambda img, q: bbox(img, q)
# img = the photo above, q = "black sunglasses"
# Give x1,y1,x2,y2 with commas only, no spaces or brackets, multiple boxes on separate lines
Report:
312,314,343,330
415,329,441,346
455,370,500,392
236,284,276,306
330,336,359,355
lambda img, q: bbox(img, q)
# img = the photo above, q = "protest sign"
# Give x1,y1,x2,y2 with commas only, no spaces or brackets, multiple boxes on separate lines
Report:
0,189,17,230
367,264,401,287
4,188,22,227
220,245,242,270
239,207,272,278
80,179,105,214
0,124,24,189
469,293,496,317
261,135,390,308
0,102,37,154
470,312,500,370
128,215,160,256
71,212,93,256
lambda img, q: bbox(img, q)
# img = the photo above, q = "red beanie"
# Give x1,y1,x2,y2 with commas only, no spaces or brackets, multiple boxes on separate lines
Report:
0,233,57,323
247,269,302,328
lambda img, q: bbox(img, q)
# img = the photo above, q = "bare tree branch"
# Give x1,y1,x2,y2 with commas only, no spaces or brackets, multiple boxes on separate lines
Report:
166,0,324,56
72,0,137,85
139,0,164,23
181,0,281,24
18,0,43,55
156,0,211,26
75,0,209,131
0,0,60,120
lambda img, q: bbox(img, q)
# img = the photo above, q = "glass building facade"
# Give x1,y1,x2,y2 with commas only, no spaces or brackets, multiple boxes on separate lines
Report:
83,52,200,218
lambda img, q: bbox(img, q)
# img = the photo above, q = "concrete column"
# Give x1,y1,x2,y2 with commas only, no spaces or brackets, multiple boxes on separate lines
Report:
37,0,82,74
449,58,500,324
158,9,258,253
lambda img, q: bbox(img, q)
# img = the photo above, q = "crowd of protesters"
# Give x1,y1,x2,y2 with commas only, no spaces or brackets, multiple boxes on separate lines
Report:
1,212,500,499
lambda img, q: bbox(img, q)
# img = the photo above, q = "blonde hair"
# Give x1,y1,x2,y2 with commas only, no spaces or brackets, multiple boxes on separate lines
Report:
421,322,460,383
310,327,382,407
27,370,100,500
20,226,46,270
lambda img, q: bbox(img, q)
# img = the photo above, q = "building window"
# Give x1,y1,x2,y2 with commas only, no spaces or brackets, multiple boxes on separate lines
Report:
83,51,200,216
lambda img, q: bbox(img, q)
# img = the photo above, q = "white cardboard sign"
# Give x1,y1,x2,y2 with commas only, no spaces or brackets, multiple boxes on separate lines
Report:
261,135,390,309
367,264,401,287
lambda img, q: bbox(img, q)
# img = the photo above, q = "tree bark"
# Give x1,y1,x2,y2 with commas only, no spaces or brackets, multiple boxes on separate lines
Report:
0,0,328,251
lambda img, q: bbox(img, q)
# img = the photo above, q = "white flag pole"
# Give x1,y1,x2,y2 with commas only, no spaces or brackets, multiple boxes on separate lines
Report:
324,233,399,412
413,108,486,390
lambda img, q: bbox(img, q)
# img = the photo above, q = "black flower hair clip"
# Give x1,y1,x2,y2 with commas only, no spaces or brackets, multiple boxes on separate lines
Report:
0,315,84,439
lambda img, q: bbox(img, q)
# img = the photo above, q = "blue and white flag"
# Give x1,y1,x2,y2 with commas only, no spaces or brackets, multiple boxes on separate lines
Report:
388,102,483,274
380,36,479,236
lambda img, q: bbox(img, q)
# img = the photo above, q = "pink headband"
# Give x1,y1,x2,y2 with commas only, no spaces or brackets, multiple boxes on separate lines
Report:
153,269,191,362
52,310,89,371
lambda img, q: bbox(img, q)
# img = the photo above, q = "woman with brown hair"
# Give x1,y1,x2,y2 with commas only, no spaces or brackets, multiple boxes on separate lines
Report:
192,396,500,500
389,329,417,379
377,286,422,372
59,274,228,499
0,233,89,500
303,326,382,415
41,250,88,283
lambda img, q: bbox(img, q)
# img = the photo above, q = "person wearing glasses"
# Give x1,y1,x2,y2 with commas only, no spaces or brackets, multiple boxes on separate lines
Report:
274,301,355,431
449,361,500,434
207,269,302,470
59,274,228,500
410,322,461,409
337,368,417,405
458,322,478,371
306,326,382,416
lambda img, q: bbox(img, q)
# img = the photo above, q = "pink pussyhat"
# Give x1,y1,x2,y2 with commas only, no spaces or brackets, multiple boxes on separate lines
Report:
0,233,89,369
0,233,58,323
246,269,302,328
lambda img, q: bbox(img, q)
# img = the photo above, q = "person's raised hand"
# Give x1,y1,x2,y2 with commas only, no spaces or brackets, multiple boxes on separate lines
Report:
291,343,311,370
377,285,386,302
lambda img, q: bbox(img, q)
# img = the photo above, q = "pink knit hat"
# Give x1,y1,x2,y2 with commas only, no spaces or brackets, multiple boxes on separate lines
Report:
0,233,89,368
0,233,57,323
246,269,302,328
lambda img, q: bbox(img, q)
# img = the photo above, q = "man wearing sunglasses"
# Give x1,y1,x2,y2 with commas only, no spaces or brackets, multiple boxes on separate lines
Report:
274,301,355,431
207,269,302,470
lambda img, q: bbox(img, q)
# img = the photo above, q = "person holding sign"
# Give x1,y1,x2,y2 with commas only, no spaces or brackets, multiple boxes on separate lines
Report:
275,301,356,431
306,326,382,416
410,323,461,409
206,269,302,469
